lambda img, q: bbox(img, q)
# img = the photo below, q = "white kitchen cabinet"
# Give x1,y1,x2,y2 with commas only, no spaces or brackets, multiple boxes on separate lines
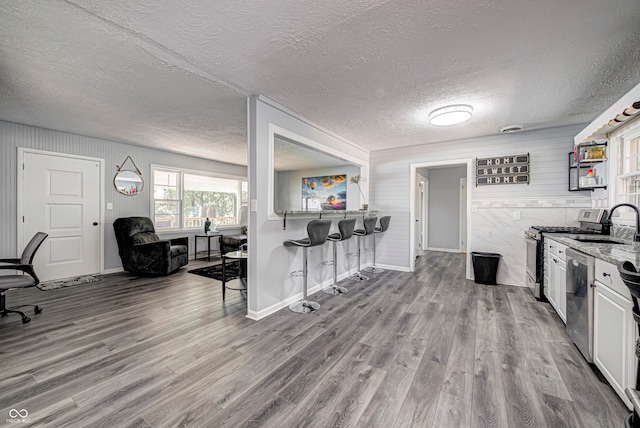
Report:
544,238,567,323
544,242,555,309
556,258,567,323
594,259,636,409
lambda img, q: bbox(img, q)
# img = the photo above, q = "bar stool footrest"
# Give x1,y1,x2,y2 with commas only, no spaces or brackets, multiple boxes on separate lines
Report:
363,266,384,273
289,300,320,313
348,272,369,282
322,285,349,295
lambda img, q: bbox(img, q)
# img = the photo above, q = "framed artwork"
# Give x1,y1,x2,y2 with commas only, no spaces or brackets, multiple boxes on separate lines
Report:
302,174,347,210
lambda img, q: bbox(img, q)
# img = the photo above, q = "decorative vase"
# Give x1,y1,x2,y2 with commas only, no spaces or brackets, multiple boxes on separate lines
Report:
204,217,211,234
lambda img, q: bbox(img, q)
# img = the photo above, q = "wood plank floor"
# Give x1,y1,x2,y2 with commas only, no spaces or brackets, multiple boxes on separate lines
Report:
0,251,629,427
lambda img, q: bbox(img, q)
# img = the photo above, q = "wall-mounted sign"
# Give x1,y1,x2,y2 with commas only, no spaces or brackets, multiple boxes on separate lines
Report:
476,153,529,186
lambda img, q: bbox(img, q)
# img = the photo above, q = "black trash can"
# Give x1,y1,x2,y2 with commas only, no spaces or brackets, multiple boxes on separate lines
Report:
471,252,502,285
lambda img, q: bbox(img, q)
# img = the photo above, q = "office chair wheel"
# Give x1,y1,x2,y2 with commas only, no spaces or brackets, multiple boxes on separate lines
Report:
22,315,31,324
34,306,42,314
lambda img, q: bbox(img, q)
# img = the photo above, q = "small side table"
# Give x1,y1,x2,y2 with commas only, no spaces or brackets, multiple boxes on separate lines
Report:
194,232,222,261
222,250,248,300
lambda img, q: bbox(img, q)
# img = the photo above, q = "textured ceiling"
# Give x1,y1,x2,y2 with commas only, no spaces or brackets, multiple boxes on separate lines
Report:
1,0,639,166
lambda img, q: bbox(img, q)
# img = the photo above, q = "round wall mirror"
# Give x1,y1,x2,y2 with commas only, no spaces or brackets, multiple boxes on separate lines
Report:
114,170,144,195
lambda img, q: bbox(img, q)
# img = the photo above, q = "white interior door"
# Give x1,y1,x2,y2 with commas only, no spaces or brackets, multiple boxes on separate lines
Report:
460,178,467,252
21,151,102,281
422,178,429,251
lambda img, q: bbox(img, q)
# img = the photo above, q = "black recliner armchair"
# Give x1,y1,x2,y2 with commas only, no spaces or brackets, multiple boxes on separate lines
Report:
113,217,188,276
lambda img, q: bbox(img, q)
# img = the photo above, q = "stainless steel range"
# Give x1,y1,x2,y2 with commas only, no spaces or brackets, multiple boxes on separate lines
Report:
524,208,609,300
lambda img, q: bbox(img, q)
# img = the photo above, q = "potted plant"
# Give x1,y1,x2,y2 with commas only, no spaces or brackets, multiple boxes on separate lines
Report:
350,174,368,210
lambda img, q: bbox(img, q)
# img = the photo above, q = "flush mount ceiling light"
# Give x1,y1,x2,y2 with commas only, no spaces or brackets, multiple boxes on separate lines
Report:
429,104,473,126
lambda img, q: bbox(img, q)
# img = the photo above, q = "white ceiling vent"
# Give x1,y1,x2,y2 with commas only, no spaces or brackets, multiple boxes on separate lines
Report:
500,125,523,134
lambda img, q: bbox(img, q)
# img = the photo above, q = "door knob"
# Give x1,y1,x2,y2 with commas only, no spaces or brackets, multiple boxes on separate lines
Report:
93,222,98,226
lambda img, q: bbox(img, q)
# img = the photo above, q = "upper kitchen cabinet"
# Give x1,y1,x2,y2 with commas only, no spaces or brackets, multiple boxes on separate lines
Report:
568,139,608,191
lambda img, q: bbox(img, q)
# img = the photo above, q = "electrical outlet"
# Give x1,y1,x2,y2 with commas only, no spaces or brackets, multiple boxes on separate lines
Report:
107,203,113,210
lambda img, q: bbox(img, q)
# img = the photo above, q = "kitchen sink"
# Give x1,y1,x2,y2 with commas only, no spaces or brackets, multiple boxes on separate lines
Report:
572,237,628,244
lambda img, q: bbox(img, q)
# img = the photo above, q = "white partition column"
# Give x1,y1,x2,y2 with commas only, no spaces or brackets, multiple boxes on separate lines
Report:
246,95,369,320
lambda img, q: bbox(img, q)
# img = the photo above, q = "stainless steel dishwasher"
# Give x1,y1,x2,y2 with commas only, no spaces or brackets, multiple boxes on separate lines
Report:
565,248,595,363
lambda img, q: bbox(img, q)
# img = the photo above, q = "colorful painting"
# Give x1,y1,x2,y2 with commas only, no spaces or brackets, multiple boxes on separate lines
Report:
302,174,347,211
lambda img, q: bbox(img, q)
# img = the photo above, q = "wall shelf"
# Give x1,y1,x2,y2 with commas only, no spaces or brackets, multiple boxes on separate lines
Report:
568,140,608,191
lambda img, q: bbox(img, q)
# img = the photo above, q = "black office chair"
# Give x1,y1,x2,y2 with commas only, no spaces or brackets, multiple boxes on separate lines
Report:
0,232,48,323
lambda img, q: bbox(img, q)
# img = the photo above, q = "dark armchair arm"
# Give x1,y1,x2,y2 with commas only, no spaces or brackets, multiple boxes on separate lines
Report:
170,236,188,247
0,258,21,264
128,240,172,274
131,240,171,254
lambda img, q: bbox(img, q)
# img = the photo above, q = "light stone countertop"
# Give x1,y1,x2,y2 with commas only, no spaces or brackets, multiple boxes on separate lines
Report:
543,233,640,267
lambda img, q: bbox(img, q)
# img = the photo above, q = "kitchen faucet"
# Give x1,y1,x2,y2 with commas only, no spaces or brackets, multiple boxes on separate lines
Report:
606,203,640,241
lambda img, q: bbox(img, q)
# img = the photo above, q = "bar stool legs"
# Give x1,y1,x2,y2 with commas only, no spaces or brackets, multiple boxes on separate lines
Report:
289,247,320,313
283,219,332,314
363,233,383,274
323,240,349,294
363,216,390,274
348,234,369,282
349,217,377,282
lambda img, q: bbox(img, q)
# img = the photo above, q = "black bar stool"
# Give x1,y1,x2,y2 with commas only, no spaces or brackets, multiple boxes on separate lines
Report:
323,218,356,295
618,261,640,427
363,216,391,274
349,216,377,282
283,219,332,313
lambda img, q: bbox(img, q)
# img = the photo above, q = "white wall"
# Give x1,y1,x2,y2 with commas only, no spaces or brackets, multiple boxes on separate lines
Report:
0,120,247,271
369,124,592,286
427,166,467,250
247,96,369,320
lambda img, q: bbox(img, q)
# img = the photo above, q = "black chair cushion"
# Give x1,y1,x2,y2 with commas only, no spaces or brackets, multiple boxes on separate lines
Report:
170,245,188,257
283,219,331,248
0,275,37,290
132,232,160,244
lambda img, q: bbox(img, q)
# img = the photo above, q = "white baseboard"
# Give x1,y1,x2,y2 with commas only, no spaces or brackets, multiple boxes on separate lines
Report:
102,267,124,275
374,263,410,272
426,247,462,253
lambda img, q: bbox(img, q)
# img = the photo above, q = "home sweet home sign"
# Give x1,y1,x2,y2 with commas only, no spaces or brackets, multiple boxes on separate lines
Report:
476,153,529,186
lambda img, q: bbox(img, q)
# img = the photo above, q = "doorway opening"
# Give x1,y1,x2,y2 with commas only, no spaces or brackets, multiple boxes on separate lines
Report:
409,159,472,278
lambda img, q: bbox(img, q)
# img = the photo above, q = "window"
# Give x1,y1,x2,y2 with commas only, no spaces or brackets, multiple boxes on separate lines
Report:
617,129,640,207
152,166,247,230
613,125,640,223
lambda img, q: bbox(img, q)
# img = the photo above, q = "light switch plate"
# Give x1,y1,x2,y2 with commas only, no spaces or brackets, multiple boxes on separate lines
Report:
250,199,257,212
513,210,521,220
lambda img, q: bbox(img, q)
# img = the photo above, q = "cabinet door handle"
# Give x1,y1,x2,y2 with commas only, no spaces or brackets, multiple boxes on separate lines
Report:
602,272,610,277
558,250,563,254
